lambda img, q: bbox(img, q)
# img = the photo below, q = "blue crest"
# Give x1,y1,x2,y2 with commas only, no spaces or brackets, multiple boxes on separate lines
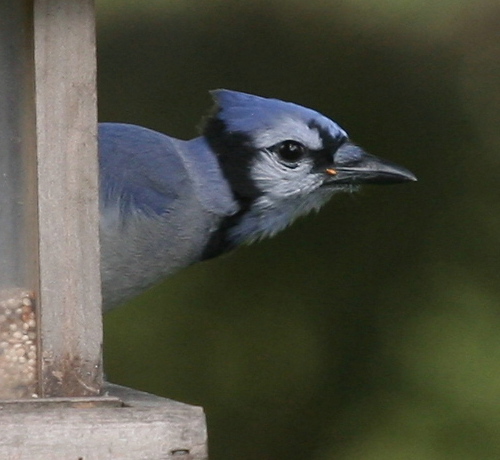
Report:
209,89,347,144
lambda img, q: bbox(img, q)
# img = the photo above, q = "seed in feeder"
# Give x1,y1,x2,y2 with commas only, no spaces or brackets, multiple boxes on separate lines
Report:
0,288,37,399
6,298,18,309
15,347,25,357
22,297,32,307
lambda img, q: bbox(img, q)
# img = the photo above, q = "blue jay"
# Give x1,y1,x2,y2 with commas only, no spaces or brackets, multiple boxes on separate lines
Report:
99,90,416,310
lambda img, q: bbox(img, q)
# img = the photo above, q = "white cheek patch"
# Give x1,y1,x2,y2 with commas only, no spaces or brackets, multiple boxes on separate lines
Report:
230,152,339,244
251,116,323,151
249,149,320,199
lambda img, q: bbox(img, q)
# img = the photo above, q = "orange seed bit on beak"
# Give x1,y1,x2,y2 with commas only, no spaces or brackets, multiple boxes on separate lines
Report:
326,168,337,176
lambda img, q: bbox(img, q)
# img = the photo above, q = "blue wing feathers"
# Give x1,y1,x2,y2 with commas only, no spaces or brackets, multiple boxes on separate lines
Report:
99,123,188,217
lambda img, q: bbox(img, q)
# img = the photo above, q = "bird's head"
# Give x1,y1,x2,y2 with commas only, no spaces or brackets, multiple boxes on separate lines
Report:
203,89,416,245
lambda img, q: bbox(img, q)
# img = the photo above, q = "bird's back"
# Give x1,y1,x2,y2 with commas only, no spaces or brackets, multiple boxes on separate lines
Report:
99,123,237,310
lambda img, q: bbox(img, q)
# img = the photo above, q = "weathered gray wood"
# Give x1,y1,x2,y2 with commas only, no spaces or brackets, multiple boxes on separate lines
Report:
0,383,208,460
34,0,102,396
2,3,208,458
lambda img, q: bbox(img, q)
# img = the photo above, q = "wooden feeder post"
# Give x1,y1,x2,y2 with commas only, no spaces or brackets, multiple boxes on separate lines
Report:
0,0,207,458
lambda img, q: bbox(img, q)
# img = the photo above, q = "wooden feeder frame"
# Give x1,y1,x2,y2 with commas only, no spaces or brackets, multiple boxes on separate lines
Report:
0,1,208,458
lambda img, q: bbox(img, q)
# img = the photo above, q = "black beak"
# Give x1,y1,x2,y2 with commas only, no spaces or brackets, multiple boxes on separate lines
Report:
326,143,417,185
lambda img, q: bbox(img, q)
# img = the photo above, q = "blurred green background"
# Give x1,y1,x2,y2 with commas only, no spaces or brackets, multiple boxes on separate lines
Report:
96,1,500,459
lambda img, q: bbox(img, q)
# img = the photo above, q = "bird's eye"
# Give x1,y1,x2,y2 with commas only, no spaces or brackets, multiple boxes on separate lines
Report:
272,140,307,164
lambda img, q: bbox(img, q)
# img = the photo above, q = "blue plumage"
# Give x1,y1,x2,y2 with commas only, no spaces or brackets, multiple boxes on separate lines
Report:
99,123,186,217
211,90,347,146
99,90,415,310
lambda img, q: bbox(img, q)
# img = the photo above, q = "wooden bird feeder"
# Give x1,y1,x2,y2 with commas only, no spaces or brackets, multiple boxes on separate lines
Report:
0,1,207,458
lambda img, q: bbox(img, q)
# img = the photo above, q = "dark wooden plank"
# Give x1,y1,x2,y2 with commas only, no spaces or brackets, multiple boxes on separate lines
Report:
0,396,122,410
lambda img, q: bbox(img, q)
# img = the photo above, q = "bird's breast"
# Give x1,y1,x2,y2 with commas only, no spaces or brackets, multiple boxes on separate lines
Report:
100,195,225,310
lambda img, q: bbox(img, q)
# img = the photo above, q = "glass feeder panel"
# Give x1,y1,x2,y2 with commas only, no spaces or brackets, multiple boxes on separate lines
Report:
0,2,39,399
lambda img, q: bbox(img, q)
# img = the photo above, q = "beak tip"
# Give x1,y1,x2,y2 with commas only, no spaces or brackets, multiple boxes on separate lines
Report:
403,171,418,183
